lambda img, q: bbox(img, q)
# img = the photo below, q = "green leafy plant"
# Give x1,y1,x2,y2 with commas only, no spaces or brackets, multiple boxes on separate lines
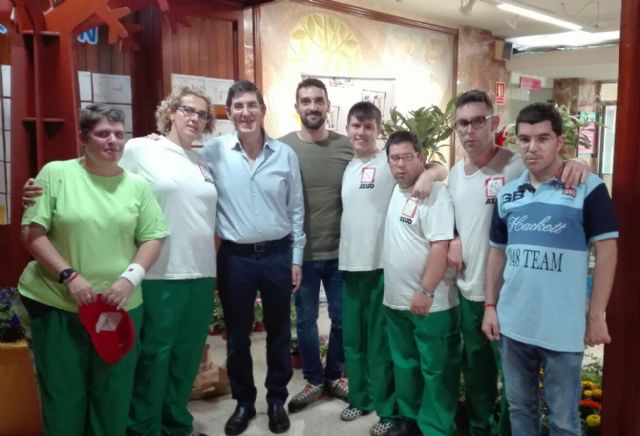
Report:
0,287,26,343
290,336,300,356
209,290,226,334
254,295,263,324
381,96,459,163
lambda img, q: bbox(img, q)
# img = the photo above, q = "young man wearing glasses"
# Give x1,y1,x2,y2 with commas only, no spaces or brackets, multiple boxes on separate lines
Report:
381,130,459,436
482,103,617,434
448,90,589,435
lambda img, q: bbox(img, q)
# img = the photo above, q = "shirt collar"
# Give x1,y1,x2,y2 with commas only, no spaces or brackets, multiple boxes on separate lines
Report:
228,130,277,152
517,170,563,192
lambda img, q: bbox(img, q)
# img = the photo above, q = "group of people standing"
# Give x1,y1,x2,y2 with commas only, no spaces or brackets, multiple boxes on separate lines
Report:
17,76,617,436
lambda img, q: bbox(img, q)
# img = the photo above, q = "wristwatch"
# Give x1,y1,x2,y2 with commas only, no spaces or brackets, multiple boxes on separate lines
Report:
57,268,76,284
418,286,435,298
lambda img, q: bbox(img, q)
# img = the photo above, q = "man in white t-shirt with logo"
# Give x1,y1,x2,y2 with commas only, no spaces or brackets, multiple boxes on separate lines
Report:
382,130,459,436
338,102,445,436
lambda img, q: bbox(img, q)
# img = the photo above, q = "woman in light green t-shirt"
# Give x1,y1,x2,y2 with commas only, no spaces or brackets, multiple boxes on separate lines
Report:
18,104,168,436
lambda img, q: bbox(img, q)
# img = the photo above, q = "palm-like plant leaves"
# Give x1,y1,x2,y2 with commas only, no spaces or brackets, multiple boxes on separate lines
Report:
382,96,458,163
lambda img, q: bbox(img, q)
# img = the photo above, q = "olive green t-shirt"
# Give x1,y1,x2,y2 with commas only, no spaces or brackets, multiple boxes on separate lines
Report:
18,159,169,312
280,131,353,261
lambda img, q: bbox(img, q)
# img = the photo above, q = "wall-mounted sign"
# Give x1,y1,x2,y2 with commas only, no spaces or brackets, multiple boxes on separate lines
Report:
77,28,99,45
496,81,505,106
519,76,542,91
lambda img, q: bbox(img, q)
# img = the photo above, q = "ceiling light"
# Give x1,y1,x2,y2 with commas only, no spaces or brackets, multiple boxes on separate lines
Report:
497,1,583,31
508,30,619,51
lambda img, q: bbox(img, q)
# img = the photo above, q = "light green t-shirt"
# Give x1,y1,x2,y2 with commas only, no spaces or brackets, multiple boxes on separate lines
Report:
18,159,169,312
279,131,353,261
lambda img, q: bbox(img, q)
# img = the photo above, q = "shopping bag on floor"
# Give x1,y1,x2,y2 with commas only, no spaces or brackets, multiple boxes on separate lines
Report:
190,344,230,400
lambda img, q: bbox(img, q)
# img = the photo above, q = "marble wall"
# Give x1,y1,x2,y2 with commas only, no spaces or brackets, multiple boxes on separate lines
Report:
258,0,456,146
554,78,600,113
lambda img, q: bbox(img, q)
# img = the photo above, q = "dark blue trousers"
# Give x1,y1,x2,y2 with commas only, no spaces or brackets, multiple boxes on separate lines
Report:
217,242,293,406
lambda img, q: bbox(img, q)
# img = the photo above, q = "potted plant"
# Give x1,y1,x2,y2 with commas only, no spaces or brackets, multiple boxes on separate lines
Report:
0,287,42,435
209,290,226,336
381,96,459,163
290,336,302,369
253,295,265,332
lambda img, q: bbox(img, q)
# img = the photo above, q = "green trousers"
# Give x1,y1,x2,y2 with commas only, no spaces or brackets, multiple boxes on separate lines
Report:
385,305,461,436
128,278,215,436
459,294,511,436
23,297,142,436
342,270,397,420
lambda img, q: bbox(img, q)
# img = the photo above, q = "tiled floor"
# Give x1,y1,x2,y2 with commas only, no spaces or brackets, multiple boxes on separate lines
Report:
188,304,604,436
188,304,378,436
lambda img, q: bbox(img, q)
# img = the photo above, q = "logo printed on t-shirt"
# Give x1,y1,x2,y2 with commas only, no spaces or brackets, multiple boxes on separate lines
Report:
484,176,506,204
359,167,376,189
198,162,214,184
400,197,418,224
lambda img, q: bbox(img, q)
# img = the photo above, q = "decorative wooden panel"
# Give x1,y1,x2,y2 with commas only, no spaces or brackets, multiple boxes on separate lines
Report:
601,0,640,434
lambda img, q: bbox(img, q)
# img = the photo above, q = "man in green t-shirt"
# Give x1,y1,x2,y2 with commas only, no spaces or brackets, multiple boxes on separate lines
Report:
280,78,353,412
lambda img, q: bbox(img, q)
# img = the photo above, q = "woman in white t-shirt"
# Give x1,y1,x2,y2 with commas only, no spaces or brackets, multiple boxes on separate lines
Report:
119,87,218,436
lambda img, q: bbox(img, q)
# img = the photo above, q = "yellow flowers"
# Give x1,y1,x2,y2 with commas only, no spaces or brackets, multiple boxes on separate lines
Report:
580,379,602,430
586,414,601,427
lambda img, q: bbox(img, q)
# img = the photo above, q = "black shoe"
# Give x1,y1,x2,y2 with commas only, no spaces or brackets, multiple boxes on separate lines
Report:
224,404,256,436
386,419,422,436
267,403,291,434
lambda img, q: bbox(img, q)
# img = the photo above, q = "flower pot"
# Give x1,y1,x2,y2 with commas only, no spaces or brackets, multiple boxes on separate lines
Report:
209,327,224,336
291,354,302,369
0,340,43,436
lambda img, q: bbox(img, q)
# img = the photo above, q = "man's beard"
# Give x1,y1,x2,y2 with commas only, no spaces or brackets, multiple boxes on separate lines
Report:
301,113,326,129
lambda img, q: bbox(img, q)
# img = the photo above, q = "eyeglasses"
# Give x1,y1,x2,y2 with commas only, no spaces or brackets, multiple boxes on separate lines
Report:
229,101,262,113
178,105,211,122
388,152,420,165
454,114,493,131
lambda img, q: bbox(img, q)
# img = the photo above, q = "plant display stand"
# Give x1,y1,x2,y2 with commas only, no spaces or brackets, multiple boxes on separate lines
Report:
0,340,42,436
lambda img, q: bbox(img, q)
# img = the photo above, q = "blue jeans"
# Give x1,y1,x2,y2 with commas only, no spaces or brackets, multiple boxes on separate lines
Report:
499,336,583,436
217,243,293,406
294,259,344,385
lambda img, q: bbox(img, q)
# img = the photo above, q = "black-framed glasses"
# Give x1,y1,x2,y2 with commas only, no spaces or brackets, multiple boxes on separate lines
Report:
178,105,211,122
454,114,493,131
388,152,420,165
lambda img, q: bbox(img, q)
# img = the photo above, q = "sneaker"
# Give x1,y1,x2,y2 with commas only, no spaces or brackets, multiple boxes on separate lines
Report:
287,383,324,413
386,419,422,436
369,420,393,436
326,377,349,401
340,405,369,421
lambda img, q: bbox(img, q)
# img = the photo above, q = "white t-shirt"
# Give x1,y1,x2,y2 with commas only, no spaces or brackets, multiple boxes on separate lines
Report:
120,136,218,279
382,182,457,312
448,147,524,300
339,151,396,271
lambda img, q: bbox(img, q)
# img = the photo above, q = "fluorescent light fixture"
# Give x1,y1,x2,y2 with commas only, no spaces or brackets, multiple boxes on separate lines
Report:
497,1,582,31
508,30,620,51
